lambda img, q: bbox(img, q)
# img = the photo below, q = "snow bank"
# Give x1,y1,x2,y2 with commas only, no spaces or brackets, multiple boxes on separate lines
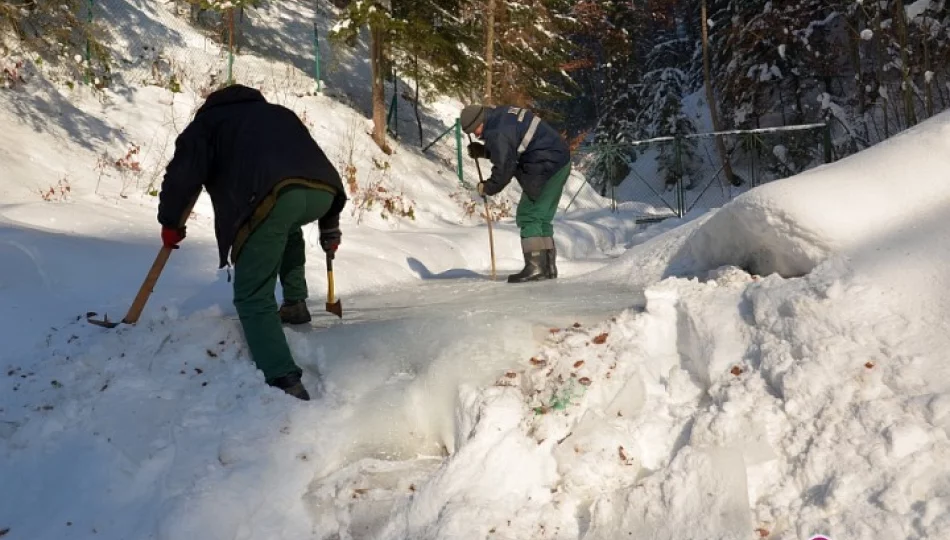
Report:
10,0,950,538
594,110,950,286
290,112,950,539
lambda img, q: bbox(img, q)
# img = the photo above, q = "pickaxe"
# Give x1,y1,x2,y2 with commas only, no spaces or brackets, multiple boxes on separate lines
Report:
87,196,197,328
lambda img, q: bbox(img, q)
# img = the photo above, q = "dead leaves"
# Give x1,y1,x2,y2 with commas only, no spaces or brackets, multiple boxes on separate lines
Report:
730,366,744,376
865,361,875,369
495,371,520,387
591,333,608,345
573,360,585,369
578,377,592,387
529,357,547,367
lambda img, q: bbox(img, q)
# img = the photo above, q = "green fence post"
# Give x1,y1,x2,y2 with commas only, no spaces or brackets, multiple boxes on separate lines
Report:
674,137,686,218
84,0,93,85
387,69,398,139
750,136,757,188
455,118,463,184
823,122,833,163
312,22,322,92
226,8,235,85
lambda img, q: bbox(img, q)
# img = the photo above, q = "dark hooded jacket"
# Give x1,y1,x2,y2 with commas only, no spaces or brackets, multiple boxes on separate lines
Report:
480,106,571,200
157,85,347,268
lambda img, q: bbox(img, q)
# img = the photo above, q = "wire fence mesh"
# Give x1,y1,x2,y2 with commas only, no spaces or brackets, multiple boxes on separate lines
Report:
569,123,833,220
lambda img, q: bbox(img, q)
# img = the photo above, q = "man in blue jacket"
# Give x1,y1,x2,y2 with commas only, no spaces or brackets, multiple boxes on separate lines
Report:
158,84,347,400
460,104,572,283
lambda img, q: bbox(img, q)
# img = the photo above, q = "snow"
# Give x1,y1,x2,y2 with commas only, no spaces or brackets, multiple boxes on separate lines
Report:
905,0,930,20
861,28,874,41
5,0,950,539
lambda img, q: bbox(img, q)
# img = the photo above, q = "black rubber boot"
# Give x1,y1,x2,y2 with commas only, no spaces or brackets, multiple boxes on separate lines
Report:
507,250,548,283
279,300,312,325
542,237,558,279
268,371,311,401
544,248,557,279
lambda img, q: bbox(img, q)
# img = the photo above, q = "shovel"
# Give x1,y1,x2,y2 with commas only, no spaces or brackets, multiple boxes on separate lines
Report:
468,134,497,280
325,252,342,318
87,196,198,329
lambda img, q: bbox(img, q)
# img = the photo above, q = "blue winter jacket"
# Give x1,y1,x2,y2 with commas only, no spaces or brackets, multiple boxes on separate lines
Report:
480,106,571,200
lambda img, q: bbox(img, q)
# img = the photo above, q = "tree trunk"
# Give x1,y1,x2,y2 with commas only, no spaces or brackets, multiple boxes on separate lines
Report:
370,20,391,154
874,9,889,138
922,19,934,118
893,0,917,127
701,0,738,186
484,0,495,104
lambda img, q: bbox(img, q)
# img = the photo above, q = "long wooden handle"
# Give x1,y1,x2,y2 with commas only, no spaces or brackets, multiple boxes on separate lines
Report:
483,197,497,281
468,134,498,281
122,195,198,325
326,254,336,304
121,246,174,324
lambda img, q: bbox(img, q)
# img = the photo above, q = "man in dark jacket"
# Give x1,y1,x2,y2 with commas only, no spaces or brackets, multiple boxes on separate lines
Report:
460,104,571,283
157,84,347,400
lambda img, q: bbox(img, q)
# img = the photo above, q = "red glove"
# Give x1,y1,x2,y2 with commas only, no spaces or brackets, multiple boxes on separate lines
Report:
319,228,341,257
161,226,186,249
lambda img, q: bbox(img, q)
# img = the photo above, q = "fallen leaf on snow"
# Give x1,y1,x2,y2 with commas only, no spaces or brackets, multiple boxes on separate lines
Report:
530,357,547,366
573,360,585,368
592,333,608,344
505,371,517,378
755,528,769,537
865,361,875,369
730,366,744,376
578,377,592,386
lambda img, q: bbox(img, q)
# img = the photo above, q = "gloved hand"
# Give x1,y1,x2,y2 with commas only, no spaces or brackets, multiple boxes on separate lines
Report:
477,182,487,197
320,227,342,257
161,226,186,249
467,142,487,160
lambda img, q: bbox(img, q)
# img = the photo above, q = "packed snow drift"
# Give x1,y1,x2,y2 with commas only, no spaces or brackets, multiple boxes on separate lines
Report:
4,0,950,539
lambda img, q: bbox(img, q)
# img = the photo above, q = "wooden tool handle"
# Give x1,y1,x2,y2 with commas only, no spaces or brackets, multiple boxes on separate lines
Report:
121,195,199,325
122,246,173,324
326,254,336,304
483,197,497,281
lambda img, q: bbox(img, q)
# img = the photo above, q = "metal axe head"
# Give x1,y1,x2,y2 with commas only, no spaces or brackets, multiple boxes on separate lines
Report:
325,300,342,318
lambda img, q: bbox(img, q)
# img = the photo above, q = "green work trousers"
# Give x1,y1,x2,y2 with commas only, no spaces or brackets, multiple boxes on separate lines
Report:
515,164,572,238
232,186,334,383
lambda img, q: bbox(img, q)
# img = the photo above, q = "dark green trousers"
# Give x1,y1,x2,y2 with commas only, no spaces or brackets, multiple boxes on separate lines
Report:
515,165,572,238
233,187,334,383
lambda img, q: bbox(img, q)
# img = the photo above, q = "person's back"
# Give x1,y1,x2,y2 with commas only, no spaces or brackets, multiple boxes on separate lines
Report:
157,84,347,400
159,85,345,268
460,104,572,283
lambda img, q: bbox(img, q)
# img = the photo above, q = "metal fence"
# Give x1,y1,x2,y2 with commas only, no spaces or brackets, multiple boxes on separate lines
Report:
77,0,467,168
567,123,834,221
